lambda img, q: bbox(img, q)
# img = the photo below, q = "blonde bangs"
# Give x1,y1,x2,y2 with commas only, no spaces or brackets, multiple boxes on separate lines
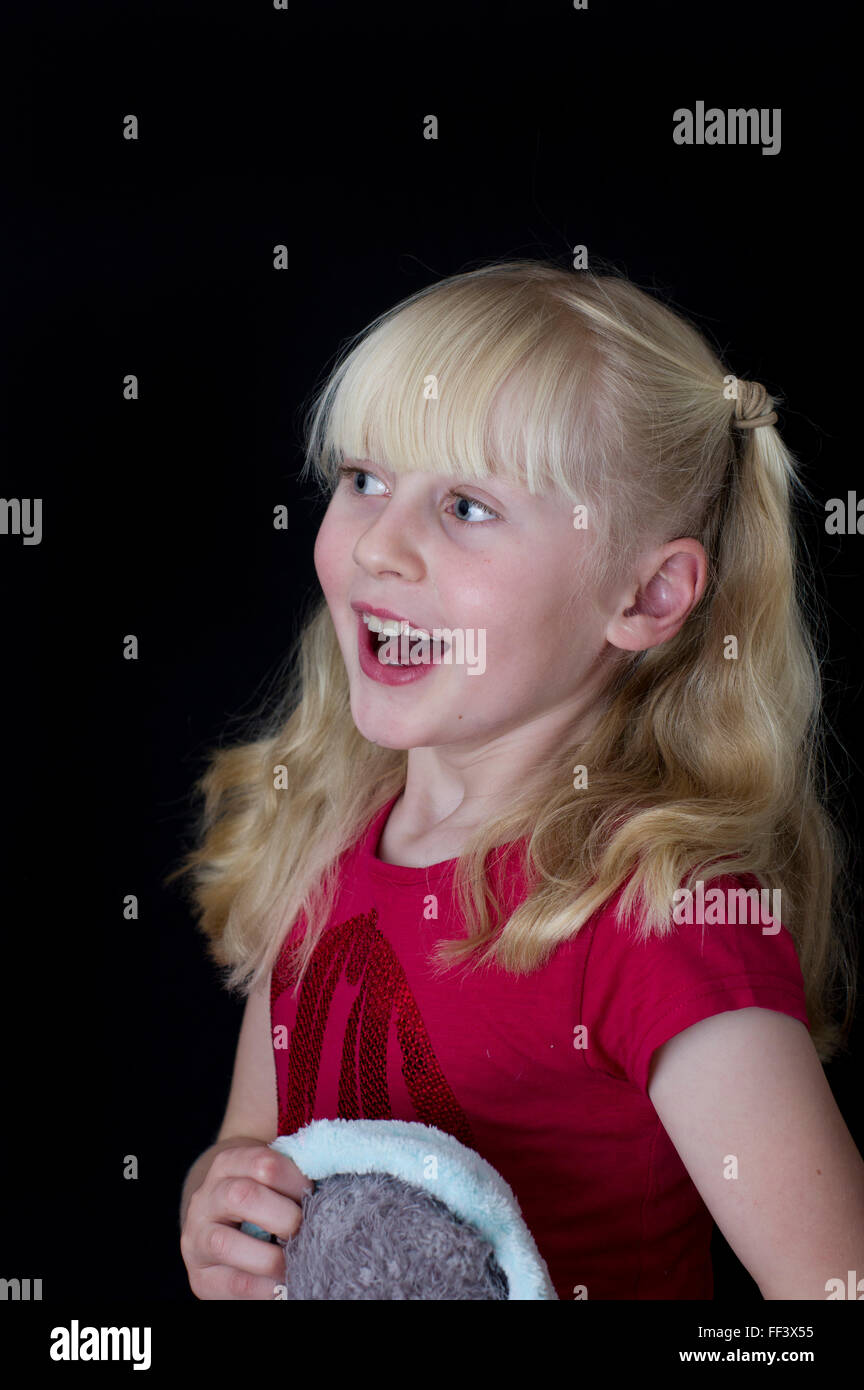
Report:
301,264,603,505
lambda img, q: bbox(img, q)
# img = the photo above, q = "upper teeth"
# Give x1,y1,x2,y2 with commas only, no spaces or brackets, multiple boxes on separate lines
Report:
363,612,430,641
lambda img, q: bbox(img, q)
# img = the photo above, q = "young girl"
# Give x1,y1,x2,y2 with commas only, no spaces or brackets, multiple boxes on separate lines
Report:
177,259,864,1300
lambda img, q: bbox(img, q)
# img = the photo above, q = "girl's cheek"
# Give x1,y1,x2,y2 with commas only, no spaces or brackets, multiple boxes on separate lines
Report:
312,525,326,579
313,518,341,594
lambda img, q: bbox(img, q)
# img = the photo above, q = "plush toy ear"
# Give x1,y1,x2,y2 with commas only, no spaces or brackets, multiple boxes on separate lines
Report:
280,1170,510,1300
241,1118,558,1300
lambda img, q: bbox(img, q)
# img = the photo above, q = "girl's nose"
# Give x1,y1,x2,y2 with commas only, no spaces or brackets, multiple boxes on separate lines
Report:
352,504,427,581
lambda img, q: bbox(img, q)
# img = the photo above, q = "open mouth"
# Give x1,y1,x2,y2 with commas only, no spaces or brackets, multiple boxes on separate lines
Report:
361,612,450,664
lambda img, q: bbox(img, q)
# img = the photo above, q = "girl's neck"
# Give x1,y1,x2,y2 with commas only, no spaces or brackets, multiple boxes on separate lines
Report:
376,791,473,868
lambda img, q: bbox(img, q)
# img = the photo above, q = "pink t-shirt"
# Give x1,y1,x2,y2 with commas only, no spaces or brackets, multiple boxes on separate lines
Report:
269,793,810,1300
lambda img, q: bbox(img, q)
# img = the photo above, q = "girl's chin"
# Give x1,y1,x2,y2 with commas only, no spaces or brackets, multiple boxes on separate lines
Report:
357,728,413,751
349,702,435,751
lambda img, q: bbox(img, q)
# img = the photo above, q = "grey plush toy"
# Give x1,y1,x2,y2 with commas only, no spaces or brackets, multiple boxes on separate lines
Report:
241,1118,557,1300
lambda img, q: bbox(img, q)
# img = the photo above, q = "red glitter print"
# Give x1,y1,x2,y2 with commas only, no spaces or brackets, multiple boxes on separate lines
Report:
272,909,474,1147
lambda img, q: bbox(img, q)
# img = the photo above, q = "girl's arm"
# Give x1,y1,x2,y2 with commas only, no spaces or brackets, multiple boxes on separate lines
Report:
647,1007,864,1300
215,980,279,1145
180,981,277,1229
179,981,312,1298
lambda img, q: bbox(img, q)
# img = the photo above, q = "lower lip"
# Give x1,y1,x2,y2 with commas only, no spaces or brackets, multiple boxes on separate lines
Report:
356,614,439,685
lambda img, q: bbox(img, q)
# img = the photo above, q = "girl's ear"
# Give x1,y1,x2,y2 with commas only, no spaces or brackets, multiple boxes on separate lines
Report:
606,541,707,653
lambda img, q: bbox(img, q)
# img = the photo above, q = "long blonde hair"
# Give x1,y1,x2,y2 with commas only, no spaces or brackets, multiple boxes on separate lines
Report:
167,259,858,1063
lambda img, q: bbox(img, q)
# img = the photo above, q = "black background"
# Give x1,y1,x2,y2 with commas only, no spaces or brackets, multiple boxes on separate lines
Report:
1,0,859,1309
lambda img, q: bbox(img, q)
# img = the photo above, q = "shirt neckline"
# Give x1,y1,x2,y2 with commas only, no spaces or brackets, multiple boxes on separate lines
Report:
361,792,528,888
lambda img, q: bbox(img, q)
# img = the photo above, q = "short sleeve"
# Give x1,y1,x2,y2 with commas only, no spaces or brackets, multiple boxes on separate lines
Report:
581,872,810,1096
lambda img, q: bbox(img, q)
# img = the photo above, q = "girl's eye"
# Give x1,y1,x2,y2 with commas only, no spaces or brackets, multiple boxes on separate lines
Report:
446,493,498,523
335,464,499,523
337,464,387,498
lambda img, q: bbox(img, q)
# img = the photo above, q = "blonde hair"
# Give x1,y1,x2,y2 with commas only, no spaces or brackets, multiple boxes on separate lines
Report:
167,258,858,1063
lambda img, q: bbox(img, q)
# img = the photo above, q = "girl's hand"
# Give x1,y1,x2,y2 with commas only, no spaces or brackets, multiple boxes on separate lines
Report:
180,1142,314,1299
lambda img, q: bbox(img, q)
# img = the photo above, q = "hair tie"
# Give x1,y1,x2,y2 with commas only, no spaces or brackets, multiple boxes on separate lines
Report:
732,378,778,430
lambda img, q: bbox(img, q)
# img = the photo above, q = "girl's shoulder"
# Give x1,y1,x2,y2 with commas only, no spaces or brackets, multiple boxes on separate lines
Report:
580,870,809,1095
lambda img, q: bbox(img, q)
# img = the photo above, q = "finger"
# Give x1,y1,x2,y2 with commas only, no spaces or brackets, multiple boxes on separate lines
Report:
200,1263,290,1301
209,1145,314,1203
208,1175,305,1242
196,1221,290,1278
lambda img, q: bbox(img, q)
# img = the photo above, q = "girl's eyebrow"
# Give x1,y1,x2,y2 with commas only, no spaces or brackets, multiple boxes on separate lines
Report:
346,459,528,500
